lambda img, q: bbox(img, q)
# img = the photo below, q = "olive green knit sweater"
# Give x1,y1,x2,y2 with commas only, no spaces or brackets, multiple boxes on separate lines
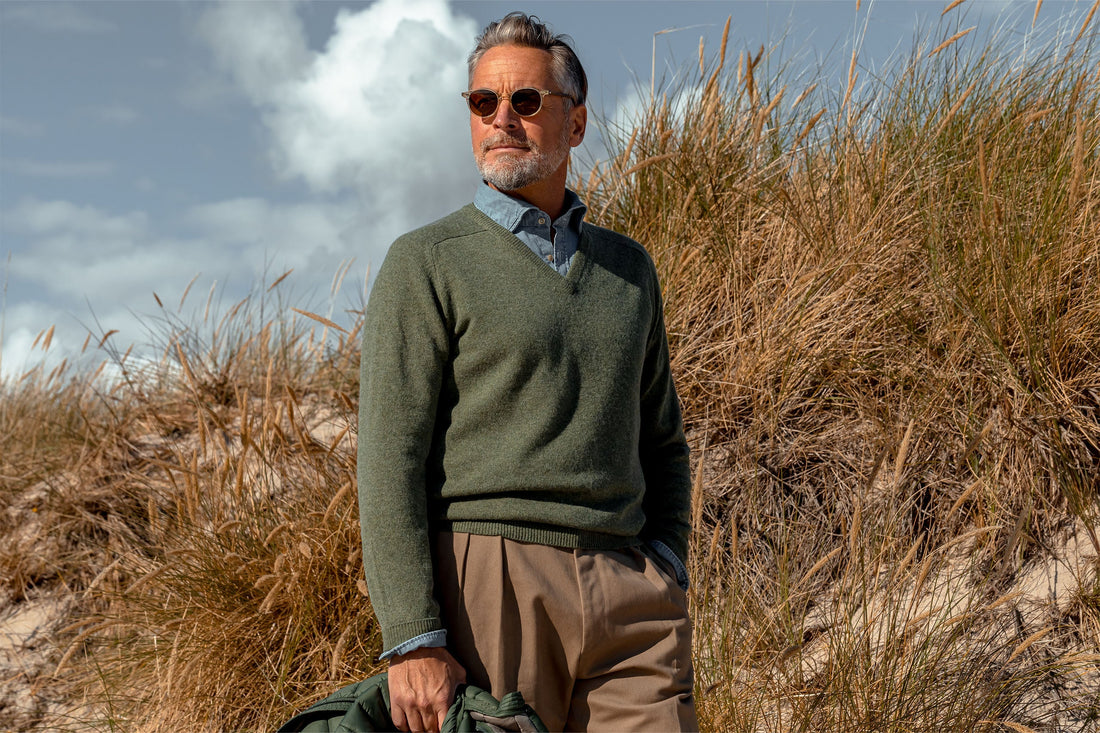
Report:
357,204,691,652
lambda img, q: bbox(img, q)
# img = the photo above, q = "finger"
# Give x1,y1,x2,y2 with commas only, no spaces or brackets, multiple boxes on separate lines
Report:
399,707,419,733
435,705,448,732
391,704,408,731
409,708,430,733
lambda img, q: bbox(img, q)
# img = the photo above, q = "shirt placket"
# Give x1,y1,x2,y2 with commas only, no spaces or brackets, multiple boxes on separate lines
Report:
532,212,556,266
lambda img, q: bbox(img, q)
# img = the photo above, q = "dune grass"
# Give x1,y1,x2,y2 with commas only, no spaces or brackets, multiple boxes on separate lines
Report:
579,8,1100,731
2,284,382,730
2,5,1098,731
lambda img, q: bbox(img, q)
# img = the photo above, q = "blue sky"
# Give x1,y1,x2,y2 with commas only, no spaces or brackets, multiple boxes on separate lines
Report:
0,0,1093,378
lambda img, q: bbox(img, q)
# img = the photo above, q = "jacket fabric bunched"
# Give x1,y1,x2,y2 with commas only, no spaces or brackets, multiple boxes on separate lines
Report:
277,672,548,732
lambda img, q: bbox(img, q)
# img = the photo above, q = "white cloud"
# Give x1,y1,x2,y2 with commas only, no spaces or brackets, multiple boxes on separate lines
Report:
0,297,173,385
0,303,74,382
3,197,375,305
184,197,366,275
1,2,116,34
197,1,312,103
4,199,146,238
1,195,381,381
0,324,45,382
197,0,479,227
5,199,186,303
3,0,490,381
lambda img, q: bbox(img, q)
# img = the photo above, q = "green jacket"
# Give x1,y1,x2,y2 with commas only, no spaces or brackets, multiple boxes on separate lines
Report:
277,672,547,733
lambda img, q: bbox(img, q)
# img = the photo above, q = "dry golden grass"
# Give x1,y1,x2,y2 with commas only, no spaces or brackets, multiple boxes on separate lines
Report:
2,289,382,730
578,10,1100,732
2,8,1099,732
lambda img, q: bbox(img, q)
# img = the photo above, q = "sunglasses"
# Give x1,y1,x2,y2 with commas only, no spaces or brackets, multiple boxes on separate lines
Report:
462,87,573,118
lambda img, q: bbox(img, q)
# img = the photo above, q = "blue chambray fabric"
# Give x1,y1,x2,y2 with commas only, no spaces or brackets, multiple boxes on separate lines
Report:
473,182,586,276
380,629,447,660
648,539,690,591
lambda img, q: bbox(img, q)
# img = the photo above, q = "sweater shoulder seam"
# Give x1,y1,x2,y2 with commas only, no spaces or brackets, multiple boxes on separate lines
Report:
583,222,651,257
394,204,486,250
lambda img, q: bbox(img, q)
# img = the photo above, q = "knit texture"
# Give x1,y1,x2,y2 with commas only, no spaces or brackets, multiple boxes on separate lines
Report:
357,204,691,652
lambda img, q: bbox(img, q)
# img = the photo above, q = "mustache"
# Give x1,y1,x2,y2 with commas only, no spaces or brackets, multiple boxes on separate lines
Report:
480,134,534,154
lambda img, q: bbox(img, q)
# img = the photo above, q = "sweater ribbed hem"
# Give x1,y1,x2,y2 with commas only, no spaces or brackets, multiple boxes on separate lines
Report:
438,520,642,551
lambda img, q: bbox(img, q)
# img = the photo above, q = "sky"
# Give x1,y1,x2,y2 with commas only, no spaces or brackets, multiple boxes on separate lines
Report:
0,0,1094,380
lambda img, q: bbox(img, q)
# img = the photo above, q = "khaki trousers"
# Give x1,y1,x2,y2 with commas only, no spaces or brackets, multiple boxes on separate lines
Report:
433,532,697,732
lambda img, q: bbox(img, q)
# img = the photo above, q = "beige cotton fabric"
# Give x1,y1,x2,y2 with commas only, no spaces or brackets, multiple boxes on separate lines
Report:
433,532,698,732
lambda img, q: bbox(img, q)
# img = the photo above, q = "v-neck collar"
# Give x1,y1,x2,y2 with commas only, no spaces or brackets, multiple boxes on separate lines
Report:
466,205,589,293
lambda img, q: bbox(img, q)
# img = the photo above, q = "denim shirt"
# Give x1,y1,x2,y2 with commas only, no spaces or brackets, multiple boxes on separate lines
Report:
473,181,586,276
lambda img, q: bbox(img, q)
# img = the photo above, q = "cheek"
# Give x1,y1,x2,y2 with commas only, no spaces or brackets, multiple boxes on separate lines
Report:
470,122,488,149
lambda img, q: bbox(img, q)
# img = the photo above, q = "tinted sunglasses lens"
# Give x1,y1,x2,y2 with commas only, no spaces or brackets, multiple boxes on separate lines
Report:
510,89,543,116
467,91,499,117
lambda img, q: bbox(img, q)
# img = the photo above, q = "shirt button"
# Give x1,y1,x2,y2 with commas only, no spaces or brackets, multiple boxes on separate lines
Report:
538,217,546,225
547,254,554,262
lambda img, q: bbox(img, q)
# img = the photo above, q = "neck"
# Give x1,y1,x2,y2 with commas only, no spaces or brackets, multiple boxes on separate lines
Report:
490,161,569,218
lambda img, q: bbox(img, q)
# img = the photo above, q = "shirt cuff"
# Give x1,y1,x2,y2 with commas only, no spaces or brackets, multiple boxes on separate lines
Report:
648,539,690,591
380,629,448,660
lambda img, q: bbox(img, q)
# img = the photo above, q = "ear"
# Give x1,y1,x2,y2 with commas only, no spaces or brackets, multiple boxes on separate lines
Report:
568,104,587,148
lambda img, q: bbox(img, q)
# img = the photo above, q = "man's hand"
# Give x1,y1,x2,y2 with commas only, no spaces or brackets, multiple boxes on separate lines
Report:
388,646,467,732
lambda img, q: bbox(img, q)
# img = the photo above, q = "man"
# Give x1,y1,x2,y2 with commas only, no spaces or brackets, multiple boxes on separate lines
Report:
358,12,696,732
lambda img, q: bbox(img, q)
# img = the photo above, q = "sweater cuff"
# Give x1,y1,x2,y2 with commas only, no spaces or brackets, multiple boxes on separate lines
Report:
380,629,448,660
380,617,445,655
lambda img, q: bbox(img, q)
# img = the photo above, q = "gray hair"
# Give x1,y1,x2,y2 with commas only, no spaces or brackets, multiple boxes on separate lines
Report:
467,12,587,107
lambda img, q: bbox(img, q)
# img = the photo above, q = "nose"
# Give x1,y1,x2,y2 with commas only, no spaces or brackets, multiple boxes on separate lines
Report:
490,96,520,129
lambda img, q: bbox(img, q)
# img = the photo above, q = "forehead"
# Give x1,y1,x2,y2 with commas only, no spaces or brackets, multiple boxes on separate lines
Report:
470,44,557,91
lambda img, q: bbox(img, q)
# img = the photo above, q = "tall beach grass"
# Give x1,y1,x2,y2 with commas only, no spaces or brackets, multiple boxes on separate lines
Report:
580,7,1100,730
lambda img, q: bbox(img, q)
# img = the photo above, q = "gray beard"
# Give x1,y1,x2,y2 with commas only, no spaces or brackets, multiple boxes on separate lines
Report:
476,126,571,191
479,151,555,191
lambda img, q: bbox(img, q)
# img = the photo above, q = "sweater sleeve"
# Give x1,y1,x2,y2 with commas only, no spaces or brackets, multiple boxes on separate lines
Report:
637,272,693,566
358,236,451,653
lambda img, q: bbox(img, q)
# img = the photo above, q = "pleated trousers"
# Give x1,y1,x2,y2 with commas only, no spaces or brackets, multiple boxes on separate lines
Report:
433,531,698,732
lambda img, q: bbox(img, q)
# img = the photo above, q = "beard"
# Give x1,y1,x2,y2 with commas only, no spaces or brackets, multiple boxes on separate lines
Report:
475,123,572,192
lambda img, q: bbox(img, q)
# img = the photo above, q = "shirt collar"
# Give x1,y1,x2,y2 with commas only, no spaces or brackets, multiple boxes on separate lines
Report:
474,181,587,237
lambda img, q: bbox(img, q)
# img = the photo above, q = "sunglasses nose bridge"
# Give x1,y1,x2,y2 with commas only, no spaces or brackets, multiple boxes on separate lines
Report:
490,93,522,125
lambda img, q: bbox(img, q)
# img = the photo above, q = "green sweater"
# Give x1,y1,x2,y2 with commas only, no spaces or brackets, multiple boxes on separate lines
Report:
357,204,691,652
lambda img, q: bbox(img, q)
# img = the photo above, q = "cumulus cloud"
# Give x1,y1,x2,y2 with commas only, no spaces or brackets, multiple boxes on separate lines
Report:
197,0,479,227
3,0,487,380
197,1,312,103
